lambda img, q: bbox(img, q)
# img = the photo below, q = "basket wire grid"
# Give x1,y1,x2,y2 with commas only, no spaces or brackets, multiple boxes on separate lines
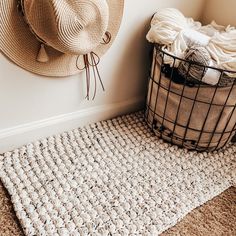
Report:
145,44,236,152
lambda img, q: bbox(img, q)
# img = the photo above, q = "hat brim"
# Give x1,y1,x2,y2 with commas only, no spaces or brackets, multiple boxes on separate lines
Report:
0,0,124,77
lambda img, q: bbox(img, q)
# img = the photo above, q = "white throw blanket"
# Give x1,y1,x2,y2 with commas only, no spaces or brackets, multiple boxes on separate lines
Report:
146,8,236,75
146,8,205,66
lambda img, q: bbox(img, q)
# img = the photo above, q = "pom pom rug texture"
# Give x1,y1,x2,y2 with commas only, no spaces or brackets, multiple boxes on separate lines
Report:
0,112,235,235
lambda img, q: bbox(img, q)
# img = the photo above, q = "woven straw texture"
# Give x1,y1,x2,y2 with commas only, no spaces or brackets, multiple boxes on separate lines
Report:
23,0,109,55
0,112,235,236
0,0,124,76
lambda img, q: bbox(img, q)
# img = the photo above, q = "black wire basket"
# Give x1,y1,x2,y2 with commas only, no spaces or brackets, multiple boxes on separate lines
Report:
145,44,236,152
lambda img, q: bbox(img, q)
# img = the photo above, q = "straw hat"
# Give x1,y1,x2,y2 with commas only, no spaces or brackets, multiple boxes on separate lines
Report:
0,0,124,77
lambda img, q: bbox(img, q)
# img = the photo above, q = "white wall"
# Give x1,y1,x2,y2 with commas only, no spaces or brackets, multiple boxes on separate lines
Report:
0,0,205,152
201,0,236,26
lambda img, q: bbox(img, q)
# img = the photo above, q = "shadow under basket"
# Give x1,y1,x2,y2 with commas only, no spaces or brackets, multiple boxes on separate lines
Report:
145,44,236,152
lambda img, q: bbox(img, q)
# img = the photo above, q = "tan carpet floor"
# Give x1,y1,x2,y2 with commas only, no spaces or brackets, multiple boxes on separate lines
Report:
0,181,235,236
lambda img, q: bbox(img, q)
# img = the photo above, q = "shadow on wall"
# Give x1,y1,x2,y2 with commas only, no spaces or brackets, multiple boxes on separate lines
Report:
109,18,153,104
201,0,236,26
0,53,85,128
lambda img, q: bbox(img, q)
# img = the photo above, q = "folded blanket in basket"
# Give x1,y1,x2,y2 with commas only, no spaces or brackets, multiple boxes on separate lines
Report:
146,8,208,66
146,8,236,77
205,24,236,77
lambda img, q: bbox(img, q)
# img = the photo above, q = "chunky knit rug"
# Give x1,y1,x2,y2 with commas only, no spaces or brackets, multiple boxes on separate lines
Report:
0,112,235,236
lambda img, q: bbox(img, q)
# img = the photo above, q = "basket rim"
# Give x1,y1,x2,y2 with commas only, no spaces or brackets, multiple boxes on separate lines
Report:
154,43,236,75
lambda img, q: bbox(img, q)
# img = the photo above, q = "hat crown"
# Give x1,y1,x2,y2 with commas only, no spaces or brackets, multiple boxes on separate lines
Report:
0,0,124,77
24,0,109,54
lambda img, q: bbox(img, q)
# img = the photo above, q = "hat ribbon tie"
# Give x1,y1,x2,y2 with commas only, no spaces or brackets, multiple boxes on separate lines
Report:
76,52,104,100
76,31,111,100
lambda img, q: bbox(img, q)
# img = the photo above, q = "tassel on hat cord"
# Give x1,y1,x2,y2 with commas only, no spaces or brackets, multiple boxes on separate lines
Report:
18,0,49,63
37,44,49,63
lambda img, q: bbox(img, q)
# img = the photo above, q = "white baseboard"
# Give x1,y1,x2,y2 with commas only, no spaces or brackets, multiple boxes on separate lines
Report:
0,97,145,153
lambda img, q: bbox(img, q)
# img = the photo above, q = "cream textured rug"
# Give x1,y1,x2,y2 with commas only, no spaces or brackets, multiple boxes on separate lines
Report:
0,112,235,236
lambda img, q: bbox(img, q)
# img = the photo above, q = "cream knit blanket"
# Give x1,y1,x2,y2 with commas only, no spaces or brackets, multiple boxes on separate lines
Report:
147,8,236,75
